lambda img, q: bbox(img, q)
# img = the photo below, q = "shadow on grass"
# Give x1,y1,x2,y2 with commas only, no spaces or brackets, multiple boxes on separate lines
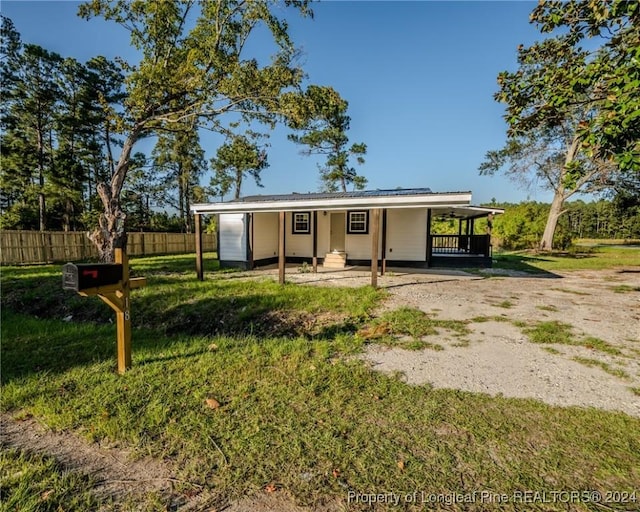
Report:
1,302,358,383
489,253,562,277
129,252,219,274
0,311,176,382
154,294,361,340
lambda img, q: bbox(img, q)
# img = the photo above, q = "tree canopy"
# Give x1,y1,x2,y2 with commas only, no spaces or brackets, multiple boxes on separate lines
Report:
76,0,316,260
209,133,269,200
288,85,367,192
482,0,639,250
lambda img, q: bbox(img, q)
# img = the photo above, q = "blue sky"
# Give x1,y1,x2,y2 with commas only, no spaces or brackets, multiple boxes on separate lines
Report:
3,0,555,204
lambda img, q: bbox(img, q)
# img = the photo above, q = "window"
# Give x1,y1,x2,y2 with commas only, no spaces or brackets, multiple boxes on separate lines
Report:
292,212,311,234
347,211,368,234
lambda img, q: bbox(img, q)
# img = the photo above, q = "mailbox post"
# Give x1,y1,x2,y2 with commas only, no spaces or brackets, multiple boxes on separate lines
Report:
62,248,146,374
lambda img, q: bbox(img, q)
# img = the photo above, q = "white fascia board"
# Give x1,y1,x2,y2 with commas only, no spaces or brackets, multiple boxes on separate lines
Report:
191,193,472,214
463,206,505,214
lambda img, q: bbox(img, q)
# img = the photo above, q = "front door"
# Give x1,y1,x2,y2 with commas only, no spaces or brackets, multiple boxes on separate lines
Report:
330,212,346,252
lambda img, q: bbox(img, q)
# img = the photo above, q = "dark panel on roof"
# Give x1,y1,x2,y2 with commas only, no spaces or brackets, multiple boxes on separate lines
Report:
235,188,435,203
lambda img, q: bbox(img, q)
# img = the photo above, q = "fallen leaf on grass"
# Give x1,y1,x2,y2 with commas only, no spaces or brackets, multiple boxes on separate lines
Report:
205,397,221,409
265,483,277,493
332,468,340,478
397,460,405,470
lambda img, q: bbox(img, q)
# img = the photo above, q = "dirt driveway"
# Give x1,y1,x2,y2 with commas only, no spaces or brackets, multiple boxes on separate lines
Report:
283,265,640,417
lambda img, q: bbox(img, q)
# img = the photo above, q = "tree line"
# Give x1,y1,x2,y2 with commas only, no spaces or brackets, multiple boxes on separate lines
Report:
429,197,640,250
487,198,640,250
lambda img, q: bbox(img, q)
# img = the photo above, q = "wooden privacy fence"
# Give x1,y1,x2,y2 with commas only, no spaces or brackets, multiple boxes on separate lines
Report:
0,230,217,265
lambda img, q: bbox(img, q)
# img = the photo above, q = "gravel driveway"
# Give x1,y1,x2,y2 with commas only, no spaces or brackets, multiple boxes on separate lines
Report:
282,265,640,417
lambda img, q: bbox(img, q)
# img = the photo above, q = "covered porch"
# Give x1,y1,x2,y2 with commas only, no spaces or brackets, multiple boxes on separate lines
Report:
190,189,502,288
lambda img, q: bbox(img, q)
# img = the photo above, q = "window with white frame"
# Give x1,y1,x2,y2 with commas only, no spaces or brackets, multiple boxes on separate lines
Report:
292,211,311,234
347,211,368,234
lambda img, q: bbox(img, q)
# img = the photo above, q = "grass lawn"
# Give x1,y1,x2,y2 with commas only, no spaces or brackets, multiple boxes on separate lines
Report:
0,447,99,512
2,254,640,510
493,246,640,273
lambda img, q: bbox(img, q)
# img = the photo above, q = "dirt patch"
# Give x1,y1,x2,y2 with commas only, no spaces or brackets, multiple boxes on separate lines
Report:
0,412,183,507
1,412,323,511
286,266,640,417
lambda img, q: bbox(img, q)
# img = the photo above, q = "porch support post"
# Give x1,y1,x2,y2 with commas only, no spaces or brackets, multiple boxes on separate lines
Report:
312,210,318,273
195,213,203,281
248,213,254,270
381,209,387,275
278,210,286,284
370,208,380,288
426,208,432,268
458,218,463,236
465,218,471,252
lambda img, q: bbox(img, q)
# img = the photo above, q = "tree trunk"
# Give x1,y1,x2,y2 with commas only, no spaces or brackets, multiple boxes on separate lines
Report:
178,170,186,232
37,122,46,232
184,182,192,234
234,170,242,200
88,129,140,262
539,188,564,250
538,134,581,251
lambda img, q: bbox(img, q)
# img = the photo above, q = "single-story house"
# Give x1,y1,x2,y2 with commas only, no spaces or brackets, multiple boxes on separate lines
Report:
190,188,503,286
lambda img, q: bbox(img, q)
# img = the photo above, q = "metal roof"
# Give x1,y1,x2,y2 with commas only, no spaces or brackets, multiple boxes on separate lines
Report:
236,188,435,202
191,188,478,215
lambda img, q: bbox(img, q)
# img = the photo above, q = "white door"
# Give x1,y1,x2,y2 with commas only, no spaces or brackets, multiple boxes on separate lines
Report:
330,212,345,252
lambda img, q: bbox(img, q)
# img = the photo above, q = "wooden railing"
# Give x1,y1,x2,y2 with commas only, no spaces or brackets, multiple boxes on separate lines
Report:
0,230,217,265
430,234,491,257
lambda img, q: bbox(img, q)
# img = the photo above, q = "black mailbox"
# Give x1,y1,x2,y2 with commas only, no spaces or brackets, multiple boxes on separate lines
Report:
62,263,123,292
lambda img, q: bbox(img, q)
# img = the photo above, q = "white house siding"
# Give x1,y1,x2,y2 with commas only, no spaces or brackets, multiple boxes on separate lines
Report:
285,212,313,257
385,208,427,261
344,210,383,260
252,212,278,260
219,213,247,262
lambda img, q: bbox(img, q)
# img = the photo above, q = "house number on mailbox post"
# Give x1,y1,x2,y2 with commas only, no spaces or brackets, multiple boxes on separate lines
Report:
62,248,146,374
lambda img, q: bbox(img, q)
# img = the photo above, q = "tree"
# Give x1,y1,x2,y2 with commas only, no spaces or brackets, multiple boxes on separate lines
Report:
484,0,639,250
209,134,268,200
529,0,640,171
78,0,315,261
3,44,63,231
84,56,126,180
288,85,367,192
480,117,615,249
152,126,206,232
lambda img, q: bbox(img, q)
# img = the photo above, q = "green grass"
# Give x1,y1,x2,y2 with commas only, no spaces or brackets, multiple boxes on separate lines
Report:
357,307,469,349
0,447,99,512
611,284,640,293
493,246,640,272
524,321,622,355
3,311,640,509
494,300,514,309
2,255,640,510
572,357,630,380
550,287,591,296
536,304,559,312
1,253,383,339
469,315,511,323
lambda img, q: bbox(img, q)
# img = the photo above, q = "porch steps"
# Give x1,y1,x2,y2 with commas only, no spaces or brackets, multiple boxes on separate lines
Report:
323,252,347,269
